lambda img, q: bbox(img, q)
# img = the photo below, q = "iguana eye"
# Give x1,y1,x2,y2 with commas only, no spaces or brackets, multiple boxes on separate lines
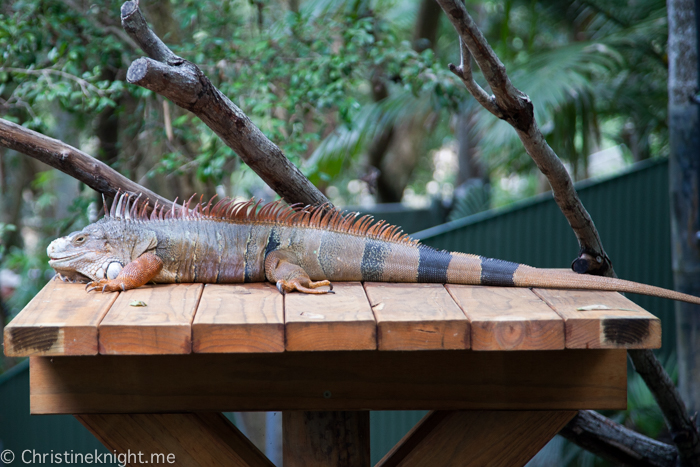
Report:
74,235,87,244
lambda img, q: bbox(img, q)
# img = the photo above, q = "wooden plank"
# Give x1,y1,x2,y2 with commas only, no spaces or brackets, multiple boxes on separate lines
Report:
285,282,376,351
99,284,203,355
193,283,284,353
446,285,565,351
533,289,662,349
377,410,576,467
364,283,469,350
29,349,626,413
77,412,273,467
3,281,117,357
283,411,370,467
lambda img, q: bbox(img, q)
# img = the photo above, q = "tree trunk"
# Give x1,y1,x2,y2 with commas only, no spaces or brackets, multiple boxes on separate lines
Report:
668,0,700,465
669,0,700,409
368,1,442,203
413,0,442,52
95,64,122,168
455,110,485,187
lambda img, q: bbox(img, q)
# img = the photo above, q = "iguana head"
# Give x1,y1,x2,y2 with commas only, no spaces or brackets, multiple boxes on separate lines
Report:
47,220,127,283
47,192,162,283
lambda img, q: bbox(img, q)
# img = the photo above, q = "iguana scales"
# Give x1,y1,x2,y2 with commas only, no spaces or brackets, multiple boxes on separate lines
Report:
46,193,700,304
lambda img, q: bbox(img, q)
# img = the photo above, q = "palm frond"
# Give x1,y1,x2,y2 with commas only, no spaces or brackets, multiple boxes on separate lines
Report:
303,87,435,183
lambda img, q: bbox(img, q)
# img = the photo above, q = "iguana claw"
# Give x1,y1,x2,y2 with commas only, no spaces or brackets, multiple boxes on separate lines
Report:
86,279,122,293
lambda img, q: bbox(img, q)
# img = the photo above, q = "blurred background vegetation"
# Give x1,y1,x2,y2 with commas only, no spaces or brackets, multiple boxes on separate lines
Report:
0,0,670,357
0,0,677,463
0,0,670,318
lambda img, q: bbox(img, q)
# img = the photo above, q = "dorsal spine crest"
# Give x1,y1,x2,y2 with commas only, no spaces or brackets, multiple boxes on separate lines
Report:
104,193,418,245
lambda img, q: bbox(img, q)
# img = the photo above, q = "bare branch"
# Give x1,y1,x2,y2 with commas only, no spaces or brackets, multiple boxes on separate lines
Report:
435,0,611,276
120,1,328,207
560,410,678,467
435,1,700,463
629,350,700,466
448,41,501,117
120,1,180,64
0,118,173,210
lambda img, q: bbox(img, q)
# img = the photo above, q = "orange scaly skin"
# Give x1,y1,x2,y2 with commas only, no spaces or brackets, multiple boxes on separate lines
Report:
86,252,163,292
45,193,700,305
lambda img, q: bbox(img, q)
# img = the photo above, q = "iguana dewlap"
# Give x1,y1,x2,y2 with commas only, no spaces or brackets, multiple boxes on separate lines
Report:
46,194,700,304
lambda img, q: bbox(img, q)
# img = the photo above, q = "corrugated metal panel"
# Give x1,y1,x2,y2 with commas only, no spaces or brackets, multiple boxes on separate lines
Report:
370,161,676,461
415,158,675,350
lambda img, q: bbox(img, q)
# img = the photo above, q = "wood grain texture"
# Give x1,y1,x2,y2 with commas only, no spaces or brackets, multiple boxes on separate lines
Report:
99,284,203,355
76,412,273,467
29,349,626,413
283,411,370,467
533,289,662,349
377,410,576,467
193,284,284,353
364,283,469,350
447,285,565,351
4,281,118,357
285,282,376,351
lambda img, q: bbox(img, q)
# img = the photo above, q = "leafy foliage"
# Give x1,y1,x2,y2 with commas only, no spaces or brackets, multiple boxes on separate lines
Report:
0,0,675,395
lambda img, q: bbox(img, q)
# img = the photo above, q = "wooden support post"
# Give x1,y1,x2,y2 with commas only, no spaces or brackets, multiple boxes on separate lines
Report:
377,410,576,467
283,411,370,467
76,412,273,467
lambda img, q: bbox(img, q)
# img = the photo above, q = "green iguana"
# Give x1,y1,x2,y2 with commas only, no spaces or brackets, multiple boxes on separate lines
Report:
46,193,700,304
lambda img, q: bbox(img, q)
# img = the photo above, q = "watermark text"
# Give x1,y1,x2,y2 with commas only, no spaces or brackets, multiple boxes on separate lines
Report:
1,449,175,466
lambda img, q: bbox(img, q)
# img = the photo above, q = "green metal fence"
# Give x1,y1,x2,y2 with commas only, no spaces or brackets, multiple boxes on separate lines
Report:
414,157,675,350
371,158,676,463
1,158,675,465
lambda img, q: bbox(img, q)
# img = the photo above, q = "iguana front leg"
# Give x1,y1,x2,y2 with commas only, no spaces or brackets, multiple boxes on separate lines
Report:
265,250,334,295
86,252,163,292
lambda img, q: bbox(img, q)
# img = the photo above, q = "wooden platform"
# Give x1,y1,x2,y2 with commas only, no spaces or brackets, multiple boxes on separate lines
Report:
4,280,662,466
4,280,660,357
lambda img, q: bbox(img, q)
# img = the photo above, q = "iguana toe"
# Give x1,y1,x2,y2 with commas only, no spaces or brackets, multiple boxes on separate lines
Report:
86,279,123,293
275,278,334,295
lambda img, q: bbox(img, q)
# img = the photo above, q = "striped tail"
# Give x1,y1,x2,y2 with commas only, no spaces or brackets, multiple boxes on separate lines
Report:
417,248,700,305
510,266,700,305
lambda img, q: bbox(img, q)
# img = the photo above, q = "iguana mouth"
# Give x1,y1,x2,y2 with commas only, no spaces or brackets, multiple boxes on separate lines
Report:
48,252,84,262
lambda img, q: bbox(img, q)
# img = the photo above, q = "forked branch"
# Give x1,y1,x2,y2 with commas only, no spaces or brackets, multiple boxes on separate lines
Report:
120,1,328,207
436,0,610,277
434,0,700,464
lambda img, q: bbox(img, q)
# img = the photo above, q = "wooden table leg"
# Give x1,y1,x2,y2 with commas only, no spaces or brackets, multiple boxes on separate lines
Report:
377,410,576,467
283,411,370,467
76,413,273,467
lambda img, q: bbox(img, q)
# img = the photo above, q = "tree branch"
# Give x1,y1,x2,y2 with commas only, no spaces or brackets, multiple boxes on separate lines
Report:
435,0,700,464
435,0,611,277
448,40,501,117
560,410,678,467
120,1,328,207
629,349,700,466
0,118,173,210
